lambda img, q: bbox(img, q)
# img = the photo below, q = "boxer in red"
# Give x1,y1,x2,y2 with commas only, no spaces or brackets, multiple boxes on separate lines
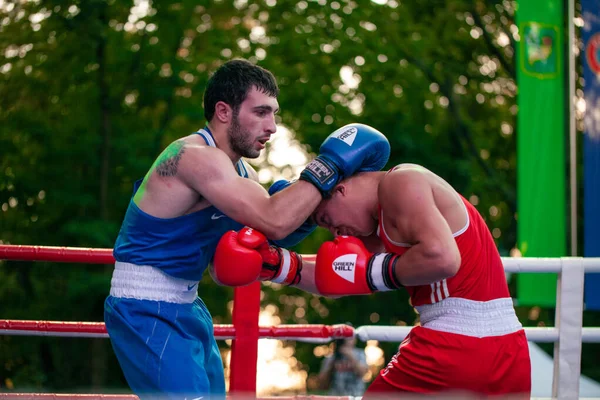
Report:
213,163,531,398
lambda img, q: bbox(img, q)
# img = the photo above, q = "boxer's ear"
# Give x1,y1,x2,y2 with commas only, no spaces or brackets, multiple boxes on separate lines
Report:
332,183,347,197
214,101,232,123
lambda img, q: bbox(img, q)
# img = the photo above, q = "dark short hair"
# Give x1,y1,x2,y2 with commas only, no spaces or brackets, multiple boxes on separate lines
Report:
203,59,279,122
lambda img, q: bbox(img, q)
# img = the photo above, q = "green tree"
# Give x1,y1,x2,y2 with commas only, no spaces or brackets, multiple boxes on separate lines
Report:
1,0,598,392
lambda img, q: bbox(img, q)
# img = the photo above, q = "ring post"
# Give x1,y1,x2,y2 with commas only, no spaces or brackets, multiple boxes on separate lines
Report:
552,257,585,399
229,281,261,395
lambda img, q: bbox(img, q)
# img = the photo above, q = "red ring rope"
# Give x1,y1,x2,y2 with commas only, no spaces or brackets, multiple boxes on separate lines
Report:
0,320,353,339
0,395,352,399
0,245,114,264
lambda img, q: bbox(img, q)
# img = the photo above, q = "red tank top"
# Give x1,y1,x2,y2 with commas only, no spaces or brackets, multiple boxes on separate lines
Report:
377,194,510,307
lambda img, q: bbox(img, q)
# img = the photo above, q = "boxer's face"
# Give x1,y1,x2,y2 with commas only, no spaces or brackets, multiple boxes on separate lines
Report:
228,86,278,158
313,186,377,237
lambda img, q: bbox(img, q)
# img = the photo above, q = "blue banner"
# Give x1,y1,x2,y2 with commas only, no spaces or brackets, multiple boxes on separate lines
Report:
582,0,600,310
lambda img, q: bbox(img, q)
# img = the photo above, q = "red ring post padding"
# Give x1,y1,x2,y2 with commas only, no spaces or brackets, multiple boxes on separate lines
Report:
230,282,261,394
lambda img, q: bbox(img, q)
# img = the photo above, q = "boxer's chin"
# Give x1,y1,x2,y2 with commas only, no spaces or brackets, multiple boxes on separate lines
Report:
358,229,375,237
359,226,377,237
243,146,261,159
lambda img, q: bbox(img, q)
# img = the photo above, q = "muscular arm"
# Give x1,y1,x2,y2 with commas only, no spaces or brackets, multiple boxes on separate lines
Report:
285,255,344,299
291,255,320,295
379,171,461,286
181,146,321,240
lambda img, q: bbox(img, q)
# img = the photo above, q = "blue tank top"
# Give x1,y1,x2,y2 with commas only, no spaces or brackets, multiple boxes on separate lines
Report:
113,128,246,281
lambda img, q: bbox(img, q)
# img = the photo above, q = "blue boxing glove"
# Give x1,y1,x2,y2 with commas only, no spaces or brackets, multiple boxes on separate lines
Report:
299,123,390,197
268,179,317,247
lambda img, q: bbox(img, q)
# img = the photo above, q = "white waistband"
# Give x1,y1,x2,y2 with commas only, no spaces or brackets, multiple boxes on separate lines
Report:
109,262,199,304
415,297,522,338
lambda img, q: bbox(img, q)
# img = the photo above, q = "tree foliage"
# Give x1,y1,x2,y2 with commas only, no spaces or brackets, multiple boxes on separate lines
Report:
1,0,598,392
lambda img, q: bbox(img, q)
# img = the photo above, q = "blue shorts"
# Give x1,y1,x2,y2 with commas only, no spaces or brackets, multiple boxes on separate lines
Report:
104,295,225,399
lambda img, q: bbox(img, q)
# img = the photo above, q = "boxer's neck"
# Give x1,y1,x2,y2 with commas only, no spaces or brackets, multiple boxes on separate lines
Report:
205,122,242,164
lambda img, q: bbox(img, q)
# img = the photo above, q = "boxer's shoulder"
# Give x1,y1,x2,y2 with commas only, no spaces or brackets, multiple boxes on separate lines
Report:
378,166,431,201
386,163,431,179
393,163,428,171
175,139,233,173
154,135,217,168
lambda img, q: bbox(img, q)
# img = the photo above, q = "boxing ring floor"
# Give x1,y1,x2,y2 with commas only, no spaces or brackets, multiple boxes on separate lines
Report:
1,245,600,399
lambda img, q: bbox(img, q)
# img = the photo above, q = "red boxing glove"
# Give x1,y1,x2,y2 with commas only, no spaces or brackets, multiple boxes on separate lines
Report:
315,236,403,296
212,229,263,286
212,227,303,287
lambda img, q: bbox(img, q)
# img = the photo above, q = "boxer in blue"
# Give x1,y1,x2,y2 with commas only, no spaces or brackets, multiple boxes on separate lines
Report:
104,58,390,399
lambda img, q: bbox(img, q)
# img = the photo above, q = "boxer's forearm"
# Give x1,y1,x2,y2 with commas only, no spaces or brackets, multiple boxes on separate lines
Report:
393,243,460,286
287,255,333,298
263,181,321,239
290,255,321,295
291,255,346,298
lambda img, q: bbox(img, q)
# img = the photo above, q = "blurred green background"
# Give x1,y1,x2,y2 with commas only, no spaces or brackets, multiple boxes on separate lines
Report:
0,0,598,395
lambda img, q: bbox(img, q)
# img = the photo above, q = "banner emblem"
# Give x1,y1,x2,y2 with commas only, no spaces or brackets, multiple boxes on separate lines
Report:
521,22,560,78
586,32,600,76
